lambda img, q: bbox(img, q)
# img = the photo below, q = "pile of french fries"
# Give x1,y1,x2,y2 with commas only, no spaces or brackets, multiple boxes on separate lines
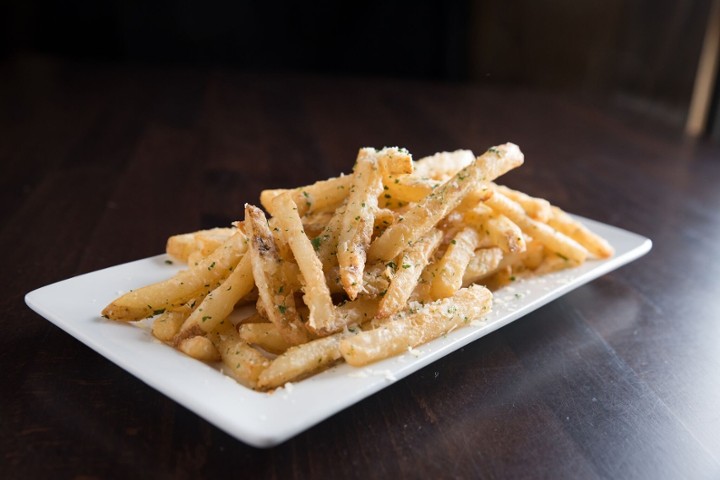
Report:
102,143,613,390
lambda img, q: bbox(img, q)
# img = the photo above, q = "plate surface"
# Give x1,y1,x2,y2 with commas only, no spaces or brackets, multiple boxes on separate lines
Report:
25,216,651,448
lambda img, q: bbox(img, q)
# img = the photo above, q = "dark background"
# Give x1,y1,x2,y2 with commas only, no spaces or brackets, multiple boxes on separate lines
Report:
2,0,716,132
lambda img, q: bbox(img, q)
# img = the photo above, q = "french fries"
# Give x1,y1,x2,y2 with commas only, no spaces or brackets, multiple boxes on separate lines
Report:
102,230,247,321
102,142,613,391
340,285,492,366
337,148,385,299
270,193,336,335
245,204,310,346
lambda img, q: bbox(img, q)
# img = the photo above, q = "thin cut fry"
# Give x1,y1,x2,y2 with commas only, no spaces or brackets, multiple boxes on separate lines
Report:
257,333,345,389
270,193,336,335
238,322,292,354
368,164,483,262
368,143,523,262
212,325,270,389
337,148,385,299
152,304,194,342
494,184,553,222
102,231,247,321
462,247,504,286
485,191,588,265
377,229,443,318
245,204,310,345
180,253,254,335
261,174,354,217
166,227,237,262
340,285,492,366
428,227,483,299
547,206,614,258
413,149,476,180
178,335,221,362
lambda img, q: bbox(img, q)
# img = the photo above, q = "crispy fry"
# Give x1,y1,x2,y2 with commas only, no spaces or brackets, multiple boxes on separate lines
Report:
178,335,221,362
245,204,310,345
261,174,354,217
428,227,483,299
462,247,504,286
326,263,389,297
368,164,484,262
270,193,336,335
152,304,193,342
313,202,344,270
102,231,247,321
413,149,476,180
464,203,526,254
166,227,237,263
337,148,385,299
494,184,553,222
260,152,412,218
340,285,492,366
368,143,523,262
180,253,254,335
547,206,614,259
377,229,443,318
257,333,345,389
381,176,441,205
485,191,588,265
334,297,379,328
212,325,270,389
238,322,292,354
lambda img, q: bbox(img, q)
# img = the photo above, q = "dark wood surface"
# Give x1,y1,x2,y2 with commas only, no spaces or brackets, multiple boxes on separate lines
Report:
3,55,720,479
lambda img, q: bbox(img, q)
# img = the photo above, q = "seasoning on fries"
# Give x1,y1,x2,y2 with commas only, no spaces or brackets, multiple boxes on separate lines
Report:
102,143,613,391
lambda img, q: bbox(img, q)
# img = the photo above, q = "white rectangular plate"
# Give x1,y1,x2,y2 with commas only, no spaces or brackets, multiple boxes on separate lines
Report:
26,216,651,448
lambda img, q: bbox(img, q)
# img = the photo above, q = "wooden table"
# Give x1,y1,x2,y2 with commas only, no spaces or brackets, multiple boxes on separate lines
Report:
4,56,720,479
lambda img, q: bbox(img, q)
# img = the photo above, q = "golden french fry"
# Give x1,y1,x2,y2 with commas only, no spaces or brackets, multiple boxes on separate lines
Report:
368,164,484,262
257,333,345,389
245,204,310,345
334,297,379,328
413,149,476,180
238,322,292,355
260,153,411,218
340,285,492,366
152,304,194,342
261,174,354,217
337,148,385,299
301,210,336,238
368,143,523,262
428,227,482,299
102,231,247,321
212,325,270,389
166,227,237,263
462,247,504,286
270,193,336,335
547,206,614,259
381,176,440,205
377,229,443,318
485,191,588,265
180,253,254,335
326,263,389,298
494,184,552,222
178,335,221,362
464,203,526,254
312,202,344,270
